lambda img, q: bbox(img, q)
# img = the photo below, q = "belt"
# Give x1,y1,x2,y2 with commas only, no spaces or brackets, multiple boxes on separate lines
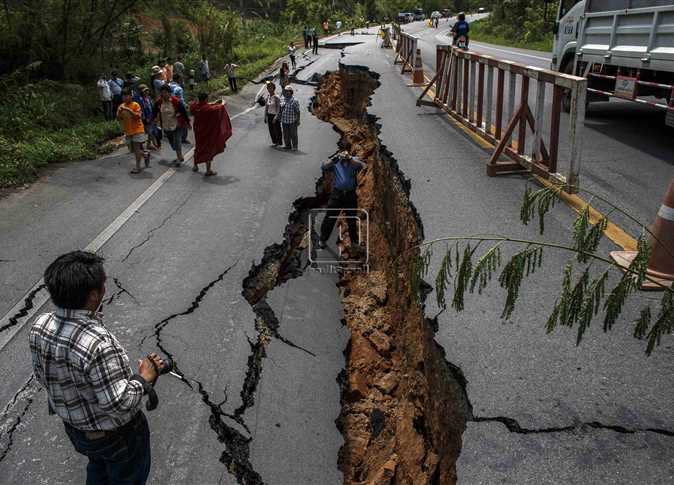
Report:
73,412,142,441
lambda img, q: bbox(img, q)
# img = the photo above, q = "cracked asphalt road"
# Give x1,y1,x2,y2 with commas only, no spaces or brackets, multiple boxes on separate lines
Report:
0,50,348,484
1,27,673,485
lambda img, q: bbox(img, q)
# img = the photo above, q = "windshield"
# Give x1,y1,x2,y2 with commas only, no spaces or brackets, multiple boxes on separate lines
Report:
560,0,583,18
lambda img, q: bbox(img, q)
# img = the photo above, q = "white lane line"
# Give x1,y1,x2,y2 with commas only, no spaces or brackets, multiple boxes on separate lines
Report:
0,106,258,353
466,43,551,62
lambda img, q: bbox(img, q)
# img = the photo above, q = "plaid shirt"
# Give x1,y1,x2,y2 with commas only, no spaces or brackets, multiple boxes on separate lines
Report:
279,96,300,124
29,308,144,431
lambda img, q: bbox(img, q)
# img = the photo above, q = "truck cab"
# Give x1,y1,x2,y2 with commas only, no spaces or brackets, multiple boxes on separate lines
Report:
551,0,586,73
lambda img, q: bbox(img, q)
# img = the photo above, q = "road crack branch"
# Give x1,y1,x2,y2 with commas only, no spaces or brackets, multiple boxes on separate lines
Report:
121,192,193,263
0,378,41,464
0,284,47,334
104,277,140,306
139,259,238,357
473,416,674,437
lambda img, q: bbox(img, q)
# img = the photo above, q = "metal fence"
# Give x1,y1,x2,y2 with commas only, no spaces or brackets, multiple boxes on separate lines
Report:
417,45,588,192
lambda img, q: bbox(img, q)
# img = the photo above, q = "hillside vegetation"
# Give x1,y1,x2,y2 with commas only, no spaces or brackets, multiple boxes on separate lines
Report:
469,1,557,52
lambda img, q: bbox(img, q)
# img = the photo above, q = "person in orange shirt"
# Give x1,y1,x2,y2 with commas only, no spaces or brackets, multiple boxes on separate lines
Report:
117,88,149,174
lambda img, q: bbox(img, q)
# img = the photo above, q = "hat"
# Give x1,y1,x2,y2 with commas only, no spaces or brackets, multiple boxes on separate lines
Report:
151,65,162,75
283,85,294,92
138,84,149,92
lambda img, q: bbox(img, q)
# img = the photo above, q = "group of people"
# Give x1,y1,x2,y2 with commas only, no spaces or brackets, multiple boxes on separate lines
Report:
99,54,237,175
302,26,319,51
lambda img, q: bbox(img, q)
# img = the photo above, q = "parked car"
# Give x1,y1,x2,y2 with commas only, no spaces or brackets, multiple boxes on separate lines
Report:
397,12,409,23
413,8,425,21
478,7,487,13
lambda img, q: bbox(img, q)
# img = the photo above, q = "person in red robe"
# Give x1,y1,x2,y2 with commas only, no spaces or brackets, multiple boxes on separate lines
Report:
189,93,233,176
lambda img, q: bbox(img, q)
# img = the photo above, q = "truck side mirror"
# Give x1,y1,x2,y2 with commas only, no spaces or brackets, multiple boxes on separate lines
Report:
553,21,559,35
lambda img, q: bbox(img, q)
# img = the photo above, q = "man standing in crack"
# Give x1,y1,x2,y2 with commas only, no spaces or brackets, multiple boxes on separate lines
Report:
29,251,164,485
319,146,367,251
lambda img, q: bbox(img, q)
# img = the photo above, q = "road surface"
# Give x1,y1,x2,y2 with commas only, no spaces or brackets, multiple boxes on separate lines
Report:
0,25,672,485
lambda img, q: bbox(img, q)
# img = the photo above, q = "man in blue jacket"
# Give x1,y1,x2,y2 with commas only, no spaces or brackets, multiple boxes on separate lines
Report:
451,12,470,47
319,148,367,250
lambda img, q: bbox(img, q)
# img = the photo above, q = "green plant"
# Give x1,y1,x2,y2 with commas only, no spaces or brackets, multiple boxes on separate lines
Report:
410,182,674,355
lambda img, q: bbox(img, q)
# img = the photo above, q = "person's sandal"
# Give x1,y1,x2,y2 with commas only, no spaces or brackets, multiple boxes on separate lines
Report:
205,171,217,177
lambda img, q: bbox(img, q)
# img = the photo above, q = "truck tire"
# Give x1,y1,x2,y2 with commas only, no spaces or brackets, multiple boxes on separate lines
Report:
561,59,591,114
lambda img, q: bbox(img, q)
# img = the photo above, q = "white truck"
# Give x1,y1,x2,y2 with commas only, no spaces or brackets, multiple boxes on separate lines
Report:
551,0,674,125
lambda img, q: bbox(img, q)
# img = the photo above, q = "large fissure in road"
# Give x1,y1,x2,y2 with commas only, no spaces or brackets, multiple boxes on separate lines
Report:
313,65,471,484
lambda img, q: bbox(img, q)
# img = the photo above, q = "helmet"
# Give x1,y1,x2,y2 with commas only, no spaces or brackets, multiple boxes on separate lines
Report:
458,12,466,21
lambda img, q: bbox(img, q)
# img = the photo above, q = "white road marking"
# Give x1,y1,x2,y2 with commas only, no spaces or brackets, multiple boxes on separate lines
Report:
0,106,258,353
428,31,551,63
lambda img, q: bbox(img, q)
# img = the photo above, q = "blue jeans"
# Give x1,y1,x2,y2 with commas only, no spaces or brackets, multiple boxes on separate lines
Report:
64,412,151,485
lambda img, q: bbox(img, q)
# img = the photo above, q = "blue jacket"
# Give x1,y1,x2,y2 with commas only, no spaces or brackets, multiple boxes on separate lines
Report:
452,20,470,37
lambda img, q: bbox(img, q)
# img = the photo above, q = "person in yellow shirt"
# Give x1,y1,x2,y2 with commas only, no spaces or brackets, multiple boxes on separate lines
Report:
117,88,149,174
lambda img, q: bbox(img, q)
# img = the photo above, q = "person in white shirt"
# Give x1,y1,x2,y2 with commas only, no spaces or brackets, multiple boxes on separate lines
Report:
97,74,113,120
263,82,282,146
199,55,210,82
224,62,239,92
287,42,297,69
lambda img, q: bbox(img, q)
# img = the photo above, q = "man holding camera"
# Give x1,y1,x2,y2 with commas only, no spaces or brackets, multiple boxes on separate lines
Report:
29,251,164,485
319,149,367,250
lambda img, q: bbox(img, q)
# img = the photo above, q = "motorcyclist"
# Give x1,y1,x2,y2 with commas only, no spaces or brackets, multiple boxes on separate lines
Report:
451,12,470,48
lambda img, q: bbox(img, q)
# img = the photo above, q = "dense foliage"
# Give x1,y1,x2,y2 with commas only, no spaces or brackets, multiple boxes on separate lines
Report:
470,0,557,51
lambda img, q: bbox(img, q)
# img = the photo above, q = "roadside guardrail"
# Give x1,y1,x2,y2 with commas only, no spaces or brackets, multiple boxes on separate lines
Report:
417,45,588,192
394,32,419,75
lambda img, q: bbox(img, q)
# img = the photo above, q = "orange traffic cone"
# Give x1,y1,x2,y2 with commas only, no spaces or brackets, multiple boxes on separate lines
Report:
610,178,674,289
413,49,424,85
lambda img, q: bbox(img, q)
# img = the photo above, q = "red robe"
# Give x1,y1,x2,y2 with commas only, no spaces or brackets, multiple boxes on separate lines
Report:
190,101,232,164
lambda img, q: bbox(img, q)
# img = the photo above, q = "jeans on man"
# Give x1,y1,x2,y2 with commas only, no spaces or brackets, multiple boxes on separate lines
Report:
112,94,123,116
320,189,359,245
312,38,319,54
228,76,238,92
165,127,185,159
64,412,151,485
282,122,298,149
267,114,282,145
102,101,113,121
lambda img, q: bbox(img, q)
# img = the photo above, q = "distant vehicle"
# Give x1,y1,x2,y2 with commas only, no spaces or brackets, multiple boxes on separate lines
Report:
397,12,408,23
552,0,674,123
413,7,425,21
478,7,486,13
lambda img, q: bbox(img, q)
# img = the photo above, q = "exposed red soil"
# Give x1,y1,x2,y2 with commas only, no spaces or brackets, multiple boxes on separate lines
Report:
313,68,468,485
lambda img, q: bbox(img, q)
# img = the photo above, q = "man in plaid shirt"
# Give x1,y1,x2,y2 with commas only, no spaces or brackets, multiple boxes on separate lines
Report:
277,85,301,150
29,251,164,484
